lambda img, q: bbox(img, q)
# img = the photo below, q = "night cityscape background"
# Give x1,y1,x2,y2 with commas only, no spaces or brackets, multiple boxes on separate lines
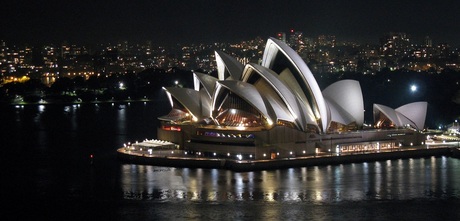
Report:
1,31,460,128
2,1,460,220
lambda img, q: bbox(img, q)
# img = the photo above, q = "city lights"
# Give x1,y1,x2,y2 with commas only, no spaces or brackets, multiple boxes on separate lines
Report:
1,31,459,92
4,1,460,218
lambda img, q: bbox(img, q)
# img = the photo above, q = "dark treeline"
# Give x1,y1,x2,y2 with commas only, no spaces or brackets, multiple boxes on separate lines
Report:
1,68,459,128
0,67,195,103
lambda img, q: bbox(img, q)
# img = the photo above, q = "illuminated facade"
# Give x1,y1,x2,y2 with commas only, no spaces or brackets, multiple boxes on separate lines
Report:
158,38,427,160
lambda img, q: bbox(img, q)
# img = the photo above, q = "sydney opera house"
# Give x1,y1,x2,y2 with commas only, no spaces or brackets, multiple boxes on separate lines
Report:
157,38,427,160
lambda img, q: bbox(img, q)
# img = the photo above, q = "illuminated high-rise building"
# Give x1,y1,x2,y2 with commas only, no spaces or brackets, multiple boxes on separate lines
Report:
61,42,71,58
288,30,305,52
43,45,58,68
0,40,6,62
380,32,411,57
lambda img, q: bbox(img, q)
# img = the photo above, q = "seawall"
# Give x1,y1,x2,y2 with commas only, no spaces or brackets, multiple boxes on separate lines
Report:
118,147,457,172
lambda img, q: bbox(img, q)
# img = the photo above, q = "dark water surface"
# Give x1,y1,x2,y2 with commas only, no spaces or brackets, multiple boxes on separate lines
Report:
2,102,460,220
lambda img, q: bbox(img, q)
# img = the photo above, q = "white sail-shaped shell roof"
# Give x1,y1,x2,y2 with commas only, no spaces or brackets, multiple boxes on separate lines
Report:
199,89,212,118
212,80,274,126
325,99,356,126
241,63,317,131
193,71,218,98
215,51,244,80
261,37,329,133
396,102,428,130
163,87,202,121
322,80,364,126
373,102,427,130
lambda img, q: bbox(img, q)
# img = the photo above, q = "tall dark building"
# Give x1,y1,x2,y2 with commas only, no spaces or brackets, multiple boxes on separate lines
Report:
424,36,433,48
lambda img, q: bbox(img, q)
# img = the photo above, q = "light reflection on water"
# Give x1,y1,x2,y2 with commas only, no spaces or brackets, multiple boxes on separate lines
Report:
4,102,460,219
119,156,460,203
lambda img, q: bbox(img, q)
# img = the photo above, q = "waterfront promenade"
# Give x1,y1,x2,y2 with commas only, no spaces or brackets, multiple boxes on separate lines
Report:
117,139,460,171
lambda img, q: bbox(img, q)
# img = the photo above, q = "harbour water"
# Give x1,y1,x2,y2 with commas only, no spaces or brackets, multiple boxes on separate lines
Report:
2,102,460,220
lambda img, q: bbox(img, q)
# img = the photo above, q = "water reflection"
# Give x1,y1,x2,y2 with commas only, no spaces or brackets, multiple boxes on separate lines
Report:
4,102,460,220
38,104,45,113
116,105,127,145
119,157,460,203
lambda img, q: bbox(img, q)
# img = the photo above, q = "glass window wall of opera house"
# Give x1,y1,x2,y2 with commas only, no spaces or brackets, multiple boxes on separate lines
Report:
156,38,428,160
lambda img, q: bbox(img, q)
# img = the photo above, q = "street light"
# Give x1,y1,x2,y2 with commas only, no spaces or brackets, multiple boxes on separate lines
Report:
410,84,417,92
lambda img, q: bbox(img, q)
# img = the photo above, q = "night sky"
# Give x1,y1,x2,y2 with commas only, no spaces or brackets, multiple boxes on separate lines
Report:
1,0,459,46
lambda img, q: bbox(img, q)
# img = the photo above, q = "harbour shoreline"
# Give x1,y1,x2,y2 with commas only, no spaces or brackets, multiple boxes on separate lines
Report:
117,146,460,172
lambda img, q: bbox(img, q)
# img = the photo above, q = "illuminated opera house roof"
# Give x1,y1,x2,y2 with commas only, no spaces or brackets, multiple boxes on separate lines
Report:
161,37,426,133
373,102,428,130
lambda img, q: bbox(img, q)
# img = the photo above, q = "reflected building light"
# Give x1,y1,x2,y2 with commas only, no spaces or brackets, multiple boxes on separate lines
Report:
386,159,392,167
175,190,185,199
315,191,323,202
191,191,200,200
207,191,217,201
301,167,307,181
264,192,276,202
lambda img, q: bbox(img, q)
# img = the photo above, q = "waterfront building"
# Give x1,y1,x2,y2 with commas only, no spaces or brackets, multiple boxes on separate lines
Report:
158,38,427,159
157,38,427,160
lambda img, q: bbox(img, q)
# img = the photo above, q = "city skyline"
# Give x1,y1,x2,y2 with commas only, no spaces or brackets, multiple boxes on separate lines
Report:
2,31,459,86
1,1,460,46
